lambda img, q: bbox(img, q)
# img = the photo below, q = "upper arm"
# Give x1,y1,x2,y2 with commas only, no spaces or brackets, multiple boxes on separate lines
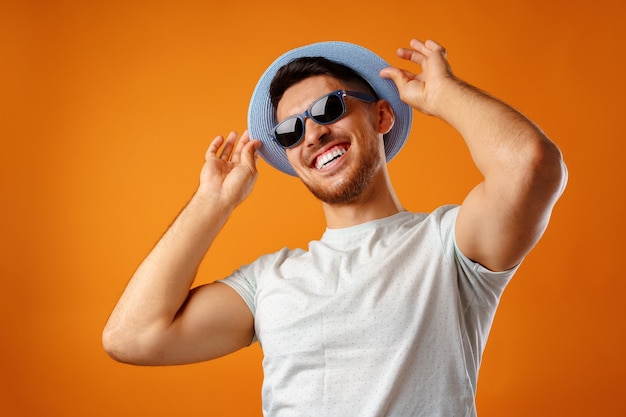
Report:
117,282,255,366
455,139,567,272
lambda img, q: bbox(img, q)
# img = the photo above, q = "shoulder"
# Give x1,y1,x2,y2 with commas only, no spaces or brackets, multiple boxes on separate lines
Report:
394,205,460,240
239,246,307,275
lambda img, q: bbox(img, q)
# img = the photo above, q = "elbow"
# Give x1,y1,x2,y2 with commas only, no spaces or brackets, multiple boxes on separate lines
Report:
102,320,175,366
102,324,150,365
102,325,132,364
523,133,568,198
540,140,568,198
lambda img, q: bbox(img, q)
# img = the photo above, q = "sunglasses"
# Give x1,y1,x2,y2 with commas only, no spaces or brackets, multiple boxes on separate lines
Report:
272,89,378,149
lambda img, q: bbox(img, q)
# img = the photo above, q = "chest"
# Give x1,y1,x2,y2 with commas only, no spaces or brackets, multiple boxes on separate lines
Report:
254,241,459,355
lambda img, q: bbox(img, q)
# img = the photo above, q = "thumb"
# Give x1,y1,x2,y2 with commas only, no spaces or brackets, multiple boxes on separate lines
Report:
380,67,408,87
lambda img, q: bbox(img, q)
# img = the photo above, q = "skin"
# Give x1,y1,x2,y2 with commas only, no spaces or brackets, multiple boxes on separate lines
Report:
102,39,567,366
277,75,399,227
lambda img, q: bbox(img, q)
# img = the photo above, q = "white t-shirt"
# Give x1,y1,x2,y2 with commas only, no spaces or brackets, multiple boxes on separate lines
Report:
220,205,517,417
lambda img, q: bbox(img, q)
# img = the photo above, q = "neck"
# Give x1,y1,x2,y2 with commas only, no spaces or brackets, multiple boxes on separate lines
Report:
322,169,404,229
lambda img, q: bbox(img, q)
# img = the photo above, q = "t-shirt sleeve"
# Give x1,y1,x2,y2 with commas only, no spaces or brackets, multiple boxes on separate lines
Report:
217,268,257,316
453,243,518,307
437,205,519,308
216,262,263,345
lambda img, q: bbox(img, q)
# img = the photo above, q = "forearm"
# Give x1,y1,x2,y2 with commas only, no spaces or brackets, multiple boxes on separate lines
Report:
103,191,234,348
432,78,562,180
437,78,566,269
383,39,564,185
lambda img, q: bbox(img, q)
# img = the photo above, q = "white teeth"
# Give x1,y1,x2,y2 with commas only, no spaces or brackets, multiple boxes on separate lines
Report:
316,148,347,170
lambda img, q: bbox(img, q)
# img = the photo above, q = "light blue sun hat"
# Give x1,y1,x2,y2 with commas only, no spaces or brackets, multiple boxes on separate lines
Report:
247,41,413,176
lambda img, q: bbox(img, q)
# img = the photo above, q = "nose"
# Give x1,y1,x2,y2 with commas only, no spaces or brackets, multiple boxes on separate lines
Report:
301,117,331,147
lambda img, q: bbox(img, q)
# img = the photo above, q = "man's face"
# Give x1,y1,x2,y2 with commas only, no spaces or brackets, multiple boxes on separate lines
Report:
276,75,387,205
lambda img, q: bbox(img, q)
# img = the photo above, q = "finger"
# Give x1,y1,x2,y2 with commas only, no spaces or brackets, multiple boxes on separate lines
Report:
230,130,250,164
424,39,447,58
408,38,431,55
397,47,426,65
207,135,225,159
380,67,416,87
380,67,404,84
219,131,238,160
240,138,262,172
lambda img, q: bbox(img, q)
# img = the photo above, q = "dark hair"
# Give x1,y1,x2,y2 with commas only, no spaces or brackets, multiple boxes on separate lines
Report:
269,57,378,110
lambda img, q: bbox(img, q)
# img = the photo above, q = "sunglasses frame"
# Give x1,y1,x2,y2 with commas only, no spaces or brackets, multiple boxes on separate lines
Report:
272,89,378,149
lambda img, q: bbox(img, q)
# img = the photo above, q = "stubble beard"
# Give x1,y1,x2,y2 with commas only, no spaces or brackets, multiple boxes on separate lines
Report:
301,138,382,205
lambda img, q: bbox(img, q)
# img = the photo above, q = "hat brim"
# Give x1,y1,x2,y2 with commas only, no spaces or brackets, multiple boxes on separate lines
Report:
248,41,413,176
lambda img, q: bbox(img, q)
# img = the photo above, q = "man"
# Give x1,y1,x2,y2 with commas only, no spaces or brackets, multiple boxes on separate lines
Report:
103,39,567,416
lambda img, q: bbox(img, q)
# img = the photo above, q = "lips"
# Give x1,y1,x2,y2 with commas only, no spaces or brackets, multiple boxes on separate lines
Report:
313,144,349,170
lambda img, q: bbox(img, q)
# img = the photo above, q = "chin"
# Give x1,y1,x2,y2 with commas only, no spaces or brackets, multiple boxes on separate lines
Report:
303,160,378,205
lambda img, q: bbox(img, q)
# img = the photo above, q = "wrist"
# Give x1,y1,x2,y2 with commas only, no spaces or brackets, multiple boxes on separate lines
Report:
429,77,485,124
190,187,237,216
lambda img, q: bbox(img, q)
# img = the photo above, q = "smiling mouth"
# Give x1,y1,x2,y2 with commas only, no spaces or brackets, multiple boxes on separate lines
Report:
314,145,348,170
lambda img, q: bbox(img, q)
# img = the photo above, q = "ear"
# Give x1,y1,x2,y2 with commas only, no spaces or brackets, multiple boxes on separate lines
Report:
375,100,395,135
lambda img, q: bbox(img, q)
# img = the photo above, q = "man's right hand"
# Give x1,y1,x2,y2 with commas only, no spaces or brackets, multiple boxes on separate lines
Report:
197,131,262,210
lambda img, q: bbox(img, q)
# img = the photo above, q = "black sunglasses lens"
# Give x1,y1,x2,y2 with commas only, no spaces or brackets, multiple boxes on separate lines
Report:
273,92,346,148
310,94,344,123
275,117,303,148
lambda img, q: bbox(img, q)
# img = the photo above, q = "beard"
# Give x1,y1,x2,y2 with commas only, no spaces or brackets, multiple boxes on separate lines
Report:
301,136,383,205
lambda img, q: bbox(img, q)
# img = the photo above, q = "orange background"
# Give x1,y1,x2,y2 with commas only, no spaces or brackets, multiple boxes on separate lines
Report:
2,0,624,415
